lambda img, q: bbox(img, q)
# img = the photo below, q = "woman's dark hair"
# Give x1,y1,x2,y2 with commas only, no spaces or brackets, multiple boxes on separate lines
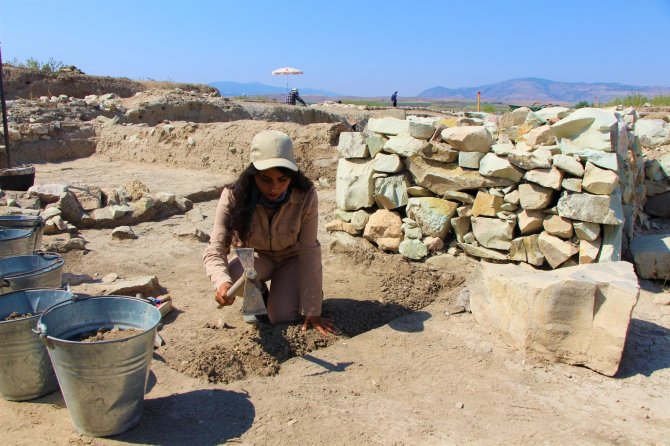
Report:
223,163,313,247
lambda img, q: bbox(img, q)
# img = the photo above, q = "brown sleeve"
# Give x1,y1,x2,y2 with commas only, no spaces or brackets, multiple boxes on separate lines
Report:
202,188,233,290
297,187,323,316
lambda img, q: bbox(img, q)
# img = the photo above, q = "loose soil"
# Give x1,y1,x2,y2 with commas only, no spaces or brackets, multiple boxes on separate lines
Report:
77,327,144,342
0,84,669,443
3,311,34,321
0,157,666,445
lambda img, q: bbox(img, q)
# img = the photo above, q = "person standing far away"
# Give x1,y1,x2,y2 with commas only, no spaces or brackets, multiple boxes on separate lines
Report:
391,91,398,107
285,88,307,106
203,130,338,335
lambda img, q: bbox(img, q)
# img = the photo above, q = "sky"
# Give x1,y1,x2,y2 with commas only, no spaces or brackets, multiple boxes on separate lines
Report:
1,0,669,97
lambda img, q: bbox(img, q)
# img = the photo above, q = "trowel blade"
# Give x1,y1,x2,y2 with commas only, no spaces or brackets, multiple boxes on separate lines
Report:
242,278,267,323
235,247,255,272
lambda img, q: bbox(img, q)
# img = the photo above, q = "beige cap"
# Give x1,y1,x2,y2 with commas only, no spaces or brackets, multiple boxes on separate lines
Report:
250,130,298,172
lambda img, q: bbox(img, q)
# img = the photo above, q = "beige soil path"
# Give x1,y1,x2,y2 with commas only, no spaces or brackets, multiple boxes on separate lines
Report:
0,158,669,445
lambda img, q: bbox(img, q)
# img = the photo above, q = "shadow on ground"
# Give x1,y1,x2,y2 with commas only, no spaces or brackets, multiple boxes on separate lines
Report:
118,389,254,445
617,318,670,378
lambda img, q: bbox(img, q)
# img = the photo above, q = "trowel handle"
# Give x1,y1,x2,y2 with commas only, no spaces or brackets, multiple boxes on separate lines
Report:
216,275,245,309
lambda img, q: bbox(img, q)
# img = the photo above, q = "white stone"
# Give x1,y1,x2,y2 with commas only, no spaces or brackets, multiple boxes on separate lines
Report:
557,192,622,225
406,197,458,240
582,162,619,195
373,174,410,210
441,126,492,153
337,132,369,158
573,221,601,241
399,239,429,260
552,154,584,177
384,134,429,157
523,167,563,190
551,107,619,152
634,119,670,148
365,134,386,157
479,153,524,181
579,238,601,264
543,215,573,239
471,216,514,250
508,148,552,170
468,261,639,376
335,158,375,211
538,231,579,268
458,151,486,169
405,155,514,193
561,178,583,193
518,183,554,210
373,153,403,173
630,234,670,279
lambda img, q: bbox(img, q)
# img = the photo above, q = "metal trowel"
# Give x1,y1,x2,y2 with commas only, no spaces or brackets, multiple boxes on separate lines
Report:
217,247,268,323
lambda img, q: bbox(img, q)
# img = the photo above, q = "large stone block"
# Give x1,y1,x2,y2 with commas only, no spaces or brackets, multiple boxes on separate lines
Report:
337,132,369,158
557,192,623,225
406,197,458,240
550,107,619,152
384,134,429,157
468,261,639,376
441,126,493,153
630,233,670,279
373,174,410,210
406,155,513,194
335,158,375,211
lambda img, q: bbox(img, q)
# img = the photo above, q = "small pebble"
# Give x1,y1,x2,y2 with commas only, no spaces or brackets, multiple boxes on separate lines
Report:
456,402,464,409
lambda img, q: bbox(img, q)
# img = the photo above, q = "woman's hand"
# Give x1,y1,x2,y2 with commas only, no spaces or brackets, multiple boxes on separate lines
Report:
302,315,339,336
215,282,235,307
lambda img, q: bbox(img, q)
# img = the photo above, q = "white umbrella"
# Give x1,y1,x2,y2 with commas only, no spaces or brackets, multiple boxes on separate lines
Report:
272,67,303,92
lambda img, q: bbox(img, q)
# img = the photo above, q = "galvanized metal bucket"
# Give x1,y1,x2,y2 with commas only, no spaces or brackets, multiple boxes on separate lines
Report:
0,215,44,253
36,295,161,437
0,288,74,401
0,253,64,295
0,227,40,259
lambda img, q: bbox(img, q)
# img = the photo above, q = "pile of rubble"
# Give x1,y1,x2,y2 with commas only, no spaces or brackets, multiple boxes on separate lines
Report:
0,179,219,252
329,106,670,277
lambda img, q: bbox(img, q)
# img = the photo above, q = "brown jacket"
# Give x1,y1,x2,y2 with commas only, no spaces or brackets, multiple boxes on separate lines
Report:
202,186,323,316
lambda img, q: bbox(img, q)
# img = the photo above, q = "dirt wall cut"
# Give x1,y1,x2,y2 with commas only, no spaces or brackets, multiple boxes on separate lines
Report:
96,120,345,182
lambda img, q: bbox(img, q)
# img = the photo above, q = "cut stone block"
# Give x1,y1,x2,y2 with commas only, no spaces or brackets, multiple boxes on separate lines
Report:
468,261,639,376
630,234,670,279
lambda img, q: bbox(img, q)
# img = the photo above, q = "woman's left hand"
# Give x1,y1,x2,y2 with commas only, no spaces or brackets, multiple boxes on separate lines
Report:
302,315,339,336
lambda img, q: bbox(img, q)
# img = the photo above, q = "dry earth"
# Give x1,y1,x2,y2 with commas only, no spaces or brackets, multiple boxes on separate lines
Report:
0,156,668,445
1,79,669,444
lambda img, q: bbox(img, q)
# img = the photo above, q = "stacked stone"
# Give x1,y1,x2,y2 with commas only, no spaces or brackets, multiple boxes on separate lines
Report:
1,181,194,233
642,153,670,221
331,106,648,270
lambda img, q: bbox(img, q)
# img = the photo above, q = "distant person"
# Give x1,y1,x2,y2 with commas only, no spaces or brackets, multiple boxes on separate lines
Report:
391,91,398,107
286,88,307,106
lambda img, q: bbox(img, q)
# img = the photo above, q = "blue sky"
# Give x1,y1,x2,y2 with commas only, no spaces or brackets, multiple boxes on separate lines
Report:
1,0,669,96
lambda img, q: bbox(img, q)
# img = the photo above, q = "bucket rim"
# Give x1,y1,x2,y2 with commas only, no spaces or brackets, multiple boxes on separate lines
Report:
0,253,64,279
0,287,73,324
36,294,161,344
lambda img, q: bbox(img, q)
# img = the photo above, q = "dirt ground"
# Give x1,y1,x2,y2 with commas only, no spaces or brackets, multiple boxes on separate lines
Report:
0,156,669,445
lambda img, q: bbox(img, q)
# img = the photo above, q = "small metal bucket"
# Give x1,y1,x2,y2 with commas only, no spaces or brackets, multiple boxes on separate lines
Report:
0,253,64,295
36,295,161,437
0,288,74,401
0,215,44,252
0,227,41,259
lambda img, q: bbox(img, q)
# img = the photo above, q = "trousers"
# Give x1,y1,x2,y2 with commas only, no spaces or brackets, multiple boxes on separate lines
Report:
228,252,299,323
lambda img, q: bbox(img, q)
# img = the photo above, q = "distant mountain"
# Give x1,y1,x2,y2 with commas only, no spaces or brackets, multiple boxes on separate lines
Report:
419,77,670,104
209,81,341,97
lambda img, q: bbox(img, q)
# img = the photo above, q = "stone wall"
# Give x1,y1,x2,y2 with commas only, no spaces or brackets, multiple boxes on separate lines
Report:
329,107,665,271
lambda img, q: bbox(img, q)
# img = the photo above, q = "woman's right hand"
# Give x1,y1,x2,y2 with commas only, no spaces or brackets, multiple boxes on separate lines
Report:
215,282,235,307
